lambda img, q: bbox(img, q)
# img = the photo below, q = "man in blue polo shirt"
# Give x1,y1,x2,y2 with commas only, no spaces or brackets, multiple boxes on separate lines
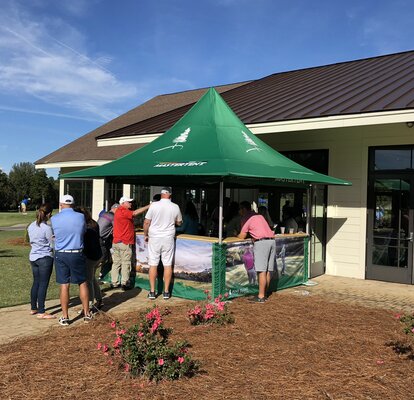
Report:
51,194,92,325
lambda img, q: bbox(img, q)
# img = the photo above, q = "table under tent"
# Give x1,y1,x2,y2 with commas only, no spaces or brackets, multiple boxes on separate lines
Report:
63,88,350,300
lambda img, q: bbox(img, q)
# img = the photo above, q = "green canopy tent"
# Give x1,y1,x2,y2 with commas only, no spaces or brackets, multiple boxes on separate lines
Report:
63,88,351,241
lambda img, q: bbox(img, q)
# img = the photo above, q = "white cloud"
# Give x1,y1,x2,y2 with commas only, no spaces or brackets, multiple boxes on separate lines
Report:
358,2,414,55
0,1,138,121
137,77,195,101
57,0,99,17
0,105,104,122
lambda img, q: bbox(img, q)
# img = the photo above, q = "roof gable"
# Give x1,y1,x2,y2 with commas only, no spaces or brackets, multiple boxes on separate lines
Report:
35,82,249,165
99,50,414,141
36,50,414,166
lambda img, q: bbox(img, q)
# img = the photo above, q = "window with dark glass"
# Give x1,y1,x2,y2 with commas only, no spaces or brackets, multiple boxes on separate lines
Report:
373,147,413,171
107,183,123,205
64,180,93,211
131,185,150,206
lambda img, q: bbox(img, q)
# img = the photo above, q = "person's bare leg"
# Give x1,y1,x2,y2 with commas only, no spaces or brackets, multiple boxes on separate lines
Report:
265,271,272,296
257,271,266,299
79,281,90,315
149,265,157,292
60,284,70,318
163,266,172,293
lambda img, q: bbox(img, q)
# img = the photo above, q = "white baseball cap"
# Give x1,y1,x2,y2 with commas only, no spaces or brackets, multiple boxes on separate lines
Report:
119,196,134,204
161,187,172,194
60,194,74,205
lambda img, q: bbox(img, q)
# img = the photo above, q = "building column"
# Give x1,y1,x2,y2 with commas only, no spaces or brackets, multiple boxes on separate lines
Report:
59,178,65,199
92,179,105,220
123,184,131,197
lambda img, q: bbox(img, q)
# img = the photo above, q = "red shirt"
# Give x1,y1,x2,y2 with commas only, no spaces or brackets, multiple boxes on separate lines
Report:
241,214,274,240
113,207,135,245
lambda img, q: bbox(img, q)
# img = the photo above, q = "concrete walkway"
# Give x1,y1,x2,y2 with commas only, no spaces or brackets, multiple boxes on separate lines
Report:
0,286,187,345
0,223,28,231
281,274,414,312
0,275,413,345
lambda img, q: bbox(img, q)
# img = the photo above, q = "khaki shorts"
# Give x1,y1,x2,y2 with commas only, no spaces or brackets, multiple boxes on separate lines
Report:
148,236,175,267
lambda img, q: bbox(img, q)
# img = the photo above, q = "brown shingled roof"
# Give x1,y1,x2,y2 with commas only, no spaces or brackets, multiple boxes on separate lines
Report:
99,50,414,141
37,51,414,166
35,82,250,165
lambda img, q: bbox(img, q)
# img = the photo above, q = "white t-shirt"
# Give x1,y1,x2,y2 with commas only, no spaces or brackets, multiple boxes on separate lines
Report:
145,199,182,238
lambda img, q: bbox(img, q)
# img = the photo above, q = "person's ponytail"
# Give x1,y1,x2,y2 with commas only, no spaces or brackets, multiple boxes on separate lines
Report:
36,203,53,226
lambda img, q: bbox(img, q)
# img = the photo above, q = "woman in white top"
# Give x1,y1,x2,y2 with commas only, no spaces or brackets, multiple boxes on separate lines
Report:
27,203,55,319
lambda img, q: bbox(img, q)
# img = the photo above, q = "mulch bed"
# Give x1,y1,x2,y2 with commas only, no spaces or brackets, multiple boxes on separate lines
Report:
0,293,413,400
6,237,29,246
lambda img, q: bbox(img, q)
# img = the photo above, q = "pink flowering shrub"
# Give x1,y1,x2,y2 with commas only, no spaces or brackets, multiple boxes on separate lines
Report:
395,312,414,337
98,306,199,382
187,291,234,326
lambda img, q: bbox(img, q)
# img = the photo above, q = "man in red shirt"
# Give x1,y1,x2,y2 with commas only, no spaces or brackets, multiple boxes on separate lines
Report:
238,201,276,303
111,196,149,290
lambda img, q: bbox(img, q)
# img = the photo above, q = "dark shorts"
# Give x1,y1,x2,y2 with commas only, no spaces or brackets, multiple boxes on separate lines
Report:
55,252,86,284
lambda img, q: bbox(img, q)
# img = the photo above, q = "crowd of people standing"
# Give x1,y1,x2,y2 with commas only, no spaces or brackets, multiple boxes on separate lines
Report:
27,188,301,325
27,187,184,325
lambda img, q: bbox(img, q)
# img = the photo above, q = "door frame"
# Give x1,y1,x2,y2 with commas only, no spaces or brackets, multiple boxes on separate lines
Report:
309,185,327,278
366,172,414,284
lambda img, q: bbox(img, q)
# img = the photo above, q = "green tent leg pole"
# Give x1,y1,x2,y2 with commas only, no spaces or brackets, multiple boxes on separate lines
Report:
304,236,309,282
212,242,226,299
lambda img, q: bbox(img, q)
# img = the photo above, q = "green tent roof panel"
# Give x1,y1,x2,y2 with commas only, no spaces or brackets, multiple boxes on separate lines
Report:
62,88,351,187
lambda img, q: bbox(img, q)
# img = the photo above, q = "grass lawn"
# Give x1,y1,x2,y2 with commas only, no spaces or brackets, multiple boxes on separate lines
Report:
0,210,60,227
0,211,37,227
0,230,79,308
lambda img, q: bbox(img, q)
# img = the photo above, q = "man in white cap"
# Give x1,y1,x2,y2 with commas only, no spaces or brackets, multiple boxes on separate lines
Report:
111,196,149,290
51,194,92,325
143,187,182,300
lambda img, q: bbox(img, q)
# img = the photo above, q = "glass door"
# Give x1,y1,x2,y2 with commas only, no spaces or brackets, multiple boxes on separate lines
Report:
310,186,326,277
366,176,413,283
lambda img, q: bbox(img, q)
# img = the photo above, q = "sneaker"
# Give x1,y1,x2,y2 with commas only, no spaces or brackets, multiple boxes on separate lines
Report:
163,292,171,300
83,313,93,323
248,296,266,303
147,291,156,300
58,316,70,326
95,300,104,310
121,284,131,291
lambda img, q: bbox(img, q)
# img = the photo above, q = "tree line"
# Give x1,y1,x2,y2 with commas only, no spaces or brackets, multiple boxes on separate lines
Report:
0,162,59,211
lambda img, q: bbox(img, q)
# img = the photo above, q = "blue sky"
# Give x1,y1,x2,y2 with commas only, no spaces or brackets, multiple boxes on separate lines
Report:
1,0,413,178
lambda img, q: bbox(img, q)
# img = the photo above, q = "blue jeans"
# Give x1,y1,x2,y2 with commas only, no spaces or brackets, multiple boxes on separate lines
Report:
30,256,53,313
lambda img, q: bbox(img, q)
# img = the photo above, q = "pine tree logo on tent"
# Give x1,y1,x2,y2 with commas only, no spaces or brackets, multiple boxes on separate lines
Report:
242,131,262,153
153,127,191,153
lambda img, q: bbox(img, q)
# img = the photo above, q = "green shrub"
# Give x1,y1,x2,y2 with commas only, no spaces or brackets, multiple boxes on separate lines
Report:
98,306,199,382
187,291,234,326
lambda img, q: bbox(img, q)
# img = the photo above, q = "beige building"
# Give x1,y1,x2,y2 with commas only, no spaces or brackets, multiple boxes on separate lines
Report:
36,51,414,285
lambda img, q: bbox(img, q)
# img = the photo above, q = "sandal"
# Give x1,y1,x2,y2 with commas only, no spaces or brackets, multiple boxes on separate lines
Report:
30,310,38,315
37,313,56,319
